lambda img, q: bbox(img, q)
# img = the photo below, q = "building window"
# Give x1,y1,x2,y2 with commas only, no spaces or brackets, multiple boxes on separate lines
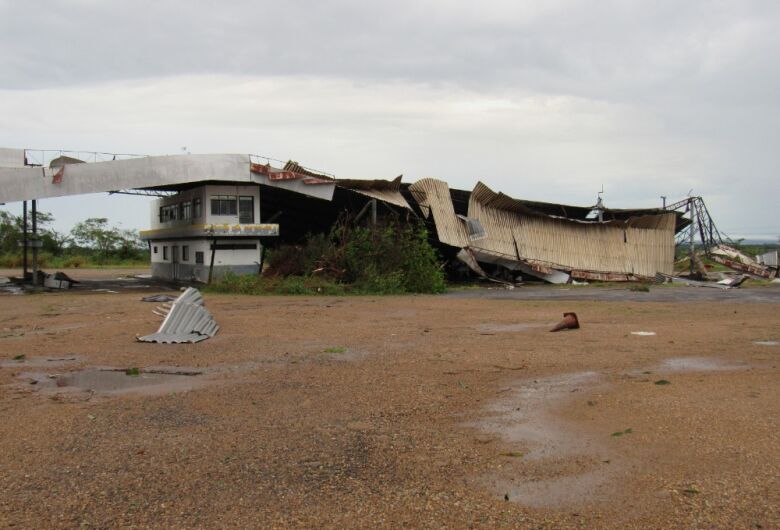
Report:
163,246,168,260
153,246,158,254
195,251,204,264
193,198,202,218
210,195,237,216
182,245,190,261
239,196,255,224
159,204,181,223
181,201,192,220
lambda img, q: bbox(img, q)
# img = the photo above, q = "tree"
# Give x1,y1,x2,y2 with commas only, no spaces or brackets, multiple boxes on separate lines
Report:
0,210,66,255
69,218,144,257
70,218,122,254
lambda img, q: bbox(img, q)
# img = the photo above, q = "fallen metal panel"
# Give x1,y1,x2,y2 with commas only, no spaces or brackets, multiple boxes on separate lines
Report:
469,248,570,284
708,245,776,277
655,272,735,289
138,287,219,343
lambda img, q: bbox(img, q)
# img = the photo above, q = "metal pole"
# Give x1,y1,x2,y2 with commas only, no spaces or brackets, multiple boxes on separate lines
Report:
689,198,695,277
371,199,377,226
31,199,39,285
661,196,666,209
22,201,28,279
208,237,217,284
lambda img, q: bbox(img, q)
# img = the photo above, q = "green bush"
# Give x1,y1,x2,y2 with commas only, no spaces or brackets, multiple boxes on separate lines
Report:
211,219,446,295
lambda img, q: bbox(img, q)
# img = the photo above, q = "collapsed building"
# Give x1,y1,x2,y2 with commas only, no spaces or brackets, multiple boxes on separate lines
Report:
405,179,682,283
5,148,771,285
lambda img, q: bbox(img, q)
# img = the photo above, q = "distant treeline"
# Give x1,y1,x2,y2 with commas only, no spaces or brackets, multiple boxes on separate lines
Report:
0,211,148,268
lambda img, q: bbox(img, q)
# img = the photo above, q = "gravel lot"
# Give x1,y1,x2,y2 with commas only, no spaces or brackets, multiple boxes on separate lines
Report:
0,278,778,528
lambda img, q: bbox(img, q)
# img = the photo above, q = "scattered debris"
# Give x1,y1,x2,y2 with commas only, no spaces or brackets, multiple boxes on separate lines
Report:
753,340,779,346
717,276,749,287
550,312,580,332
656,272,739,289
141,294,177,303
631,331,656,336
42,271,79,290
710,245,777,279
611,428,633,437
499,451,525,458
137,287,219,344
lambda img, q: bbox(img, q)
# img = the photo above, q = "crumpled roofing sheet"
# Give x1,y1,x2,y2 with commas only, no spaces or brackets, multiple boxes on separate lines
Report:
468,182,677,277
408,178,470,247
336,175,412,210
138,287,219,344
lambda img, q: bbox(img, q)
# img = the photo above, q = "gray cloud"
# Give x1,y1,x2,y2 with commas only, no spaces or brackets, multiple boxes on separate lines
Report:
0,1,778,238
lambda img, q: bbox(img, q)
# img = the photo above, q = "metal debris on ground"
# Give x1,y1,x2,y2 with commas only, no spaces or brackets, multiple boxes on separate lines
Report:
631,331,657,336
655,272,742,289
43,271,78,290
137,287,219,344
141,294,177,303
550,312,580,332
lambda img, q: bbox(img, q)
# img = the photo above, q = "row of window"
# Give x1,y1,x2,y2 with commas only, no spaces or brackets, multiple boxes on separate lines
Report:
211,195,255,223
159,195,256,224
159,198,203,222
153,245,204,264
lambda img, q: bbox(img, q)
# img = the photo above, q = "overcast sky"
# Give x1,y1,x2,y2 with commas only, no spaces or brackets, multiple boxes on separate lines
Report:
1,0,778,239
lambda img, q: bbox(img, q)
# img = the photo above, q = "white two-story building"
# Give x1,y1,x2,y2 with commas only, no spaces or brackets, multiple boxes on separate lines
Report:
140,184,279,282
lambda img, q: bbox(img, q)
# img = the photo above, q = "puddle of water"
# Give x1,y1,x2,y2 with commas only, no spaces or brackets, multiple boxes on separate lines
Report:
476,323,546,333
659,357,746,373
468,371,616,508
0,355,83,368
754,340,779,346
495,469,614,508
20,368,203,396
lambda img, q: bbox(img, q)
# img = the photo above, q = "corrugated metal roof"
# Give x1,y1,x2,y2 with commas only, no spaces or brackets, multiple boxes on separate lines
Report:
138,288,219,344
408,178,470,247
467,182,676,277
336,175,412,210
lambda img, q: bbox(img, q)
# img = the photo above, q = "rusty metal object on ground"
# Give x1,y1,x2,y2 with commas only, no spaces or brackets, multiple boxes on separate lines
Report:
550,312,580,332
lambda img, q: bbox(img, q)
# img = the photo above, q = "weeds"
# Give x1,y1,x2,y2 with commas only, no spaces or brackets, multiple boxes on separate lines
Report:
654,379,672,385
323,347,346,354
125,367,141,377
210,217,446,295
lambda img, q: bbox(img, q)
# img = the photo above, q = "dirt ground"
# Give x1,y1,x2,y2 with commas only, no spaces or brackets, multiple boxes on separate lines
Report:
0,277,778,529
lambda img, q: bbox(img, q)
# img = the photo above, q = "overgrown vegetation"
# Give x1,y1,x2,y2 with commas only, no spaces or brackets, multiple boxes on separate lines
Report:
209,218,447,295
0,211,148,268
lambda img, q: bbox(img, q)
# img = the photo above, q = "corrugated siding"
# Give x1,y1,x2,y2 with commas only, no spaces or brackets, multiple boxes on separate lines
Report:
408,178,470,247
468,182,676,276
